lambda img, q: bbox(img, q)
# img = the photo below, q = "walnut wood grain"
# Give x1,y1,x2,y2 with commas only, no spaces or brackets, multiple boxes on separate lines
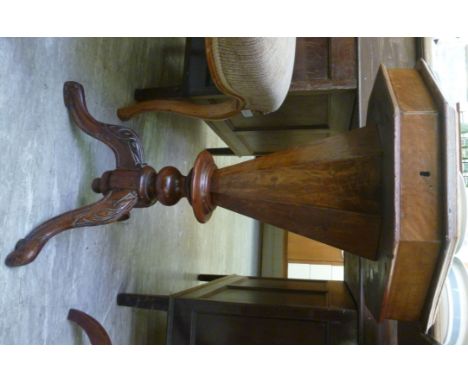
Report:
68,309,112,345
210,125,383,259
5,190,138,267
361,62,458,328
64,81,143,169
6,82,218,267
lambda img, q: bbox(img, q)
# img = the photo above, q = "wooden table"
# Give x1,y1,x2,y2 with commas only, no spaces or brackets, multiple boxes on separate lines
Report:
7,58,458,340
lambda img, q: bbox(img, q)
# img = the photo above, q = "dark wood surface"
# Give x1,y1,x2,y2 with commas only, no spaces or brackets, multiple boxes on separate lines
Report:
67,309,112,345
5,82,221,267
118,275,358,345
290,37,357,92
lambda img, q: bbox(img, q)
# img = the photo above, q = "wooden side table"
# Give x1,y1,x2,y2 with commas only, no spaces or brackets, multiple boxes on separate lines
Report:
6,59,458,336
117,275,358,345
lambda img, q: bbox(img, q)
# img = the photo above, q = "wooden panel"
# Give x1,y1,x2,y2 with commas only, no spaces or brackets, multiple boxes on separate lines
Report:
291,37,357,92
287,232,343,265
358,37,417,125
192,313,328,344
167,276,358,344
328,91,356,132
204,287,329,306
260,224,287,278
236,129,330,154
399,113,441,242
385,241,441,321
388,69,437,112
232,276,329,292
330,38,358,81
229,94,329,129
292,37,329,82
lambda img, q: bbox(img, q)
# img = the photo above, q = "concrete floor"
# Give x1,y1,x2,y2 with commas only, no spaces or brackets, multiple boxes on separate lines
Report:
0,38,259,344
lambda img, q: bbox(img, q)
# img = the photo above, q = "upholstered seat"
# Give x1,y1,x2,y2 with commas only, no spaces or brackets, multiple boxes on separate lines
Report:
205,37,296,114
117,37,297,121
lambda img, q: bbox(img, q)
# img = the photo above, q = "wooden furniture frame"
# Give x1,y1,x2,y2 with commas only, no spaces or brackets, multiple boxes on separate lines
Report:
117,38,244,122
117,275,358,345
67,309,112,345
118,38,358,156
6,59,457,331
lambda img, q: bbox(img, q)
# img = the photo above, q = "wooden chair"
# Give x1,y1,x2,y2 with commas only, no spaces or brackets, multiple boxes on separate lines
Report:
117,37,296,122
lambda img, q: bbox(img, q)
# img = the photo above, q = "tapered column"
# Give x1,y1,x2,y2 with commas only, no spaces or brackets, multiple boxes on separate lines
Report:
191,126,383,260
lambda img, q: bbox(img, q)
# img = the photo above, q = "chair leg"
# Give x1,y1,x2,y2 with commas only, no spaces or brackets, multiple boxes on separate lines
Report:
197,274,226,282
117,98,241,122
117,293,169,311
206,148,236,156
67,309,112,345
134,86,184,102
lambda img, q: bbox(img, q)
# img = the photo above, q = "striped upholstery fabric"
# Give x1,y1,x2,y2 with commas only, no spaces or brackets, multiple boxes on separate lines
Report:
206,37,296,114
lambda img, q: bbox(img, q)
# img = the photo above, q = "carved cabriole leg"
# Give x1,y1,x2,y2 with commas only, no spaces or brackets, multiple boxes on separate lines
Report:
116,98,241,122
5,82,147,267
5,190,138,267
67,309,112,345
64,81,144,169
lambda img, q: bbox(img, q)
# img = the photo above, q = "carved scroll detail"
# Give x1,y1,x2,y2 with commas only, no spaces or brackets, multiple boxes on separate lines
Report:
73,191,138,227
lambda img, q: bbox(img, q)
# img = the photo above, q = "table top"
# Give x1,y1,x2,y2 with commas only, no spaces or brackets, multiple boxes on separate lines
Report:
361,59,459,330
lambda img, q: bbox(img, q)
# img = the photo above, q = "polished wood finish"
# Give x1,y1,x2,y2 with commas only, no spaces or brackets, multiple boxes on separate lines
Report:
118,275,357,345
5,189,138,266
67,309,112,345
8,60,456,333
360,61,458,327
117,98,242,122
5,82,218,266
209,125,382,259
290,37,357,92
287,232,343,265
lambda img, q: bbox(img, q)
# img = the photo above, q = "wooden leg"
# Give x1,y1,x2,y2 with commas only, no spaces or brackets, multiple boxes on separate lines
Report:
134,85,184,102
206,148,236,156
5,82,147,267
117,293,169,311
67,309,112,345
64,81,144,169
116,98,241,122
197,274,226,282
5,190,138,267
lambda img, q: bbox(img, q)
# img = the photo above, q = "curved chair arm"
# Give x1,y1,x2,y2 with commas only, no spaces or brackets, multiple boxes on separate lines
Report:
67,309,112,345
